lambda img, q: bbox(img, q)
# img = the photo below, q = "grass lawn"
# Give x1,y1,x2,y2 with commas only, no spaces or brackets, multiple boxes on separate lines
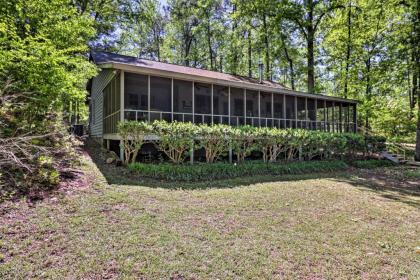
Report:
1,150,419,279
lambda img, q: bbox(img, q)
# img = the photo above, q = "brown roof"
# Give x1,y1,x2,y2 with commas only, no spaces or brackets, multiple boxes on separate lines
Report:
91,51,289,88
90,51,357,104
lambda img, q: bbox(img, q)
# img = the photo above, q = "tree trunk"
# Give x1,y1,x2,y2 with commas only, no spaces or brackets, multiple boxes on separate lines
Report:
283,43,295,90
262,13,270,80
231,4,238,75
414,0,420,160
307,2,315,93
206,13,214,70
248,29,252,78
343,2,352,98
365,58,371,130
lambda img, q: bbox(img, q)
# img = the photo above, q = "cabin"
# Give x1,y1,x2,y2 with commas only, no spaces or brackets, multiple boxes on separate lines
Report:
88,51,357,159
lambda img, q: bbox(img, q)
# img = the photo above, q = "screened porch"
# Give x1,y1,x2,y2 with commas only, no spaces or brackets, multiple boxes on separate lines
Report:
103,71,357,134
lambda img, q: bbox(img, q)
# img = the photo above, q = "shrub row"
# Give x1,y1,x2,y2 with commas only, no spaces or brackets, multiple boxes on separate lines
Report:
118,120,386,164
350,159,396,169
129,160,349,181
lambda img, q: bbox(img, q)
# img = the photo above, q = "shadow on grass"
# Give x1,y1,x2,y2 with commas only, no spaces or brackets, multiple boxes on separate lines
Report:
85,140,419,208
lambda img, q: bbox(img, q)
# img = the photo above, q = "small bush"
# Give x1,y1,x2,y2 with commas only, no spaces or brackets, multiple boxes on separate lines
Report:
128,160,348,181
350,159,395,169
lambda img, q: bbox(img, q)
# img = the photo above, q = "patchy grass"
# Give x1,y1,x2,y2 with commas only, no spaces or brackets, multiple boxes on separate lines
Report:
0,153,419,279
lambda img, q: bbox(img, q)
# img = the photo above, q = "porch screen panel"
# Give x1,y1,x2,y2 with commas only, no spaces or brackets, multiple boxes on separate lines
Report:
334,103,341,132
173,79,192,122
124,73,148,121
246,90,259,126
150,76,171,121
341,103,349,132
103,74,121,134
230,87,244,126
349,105,355,132
194,82,211,124
273,94,284,128
316,100,325,130
285,96,295,128
326,101,333,132
307,98,316,130
213,85,229,124
260,92,272,127
297,97,306,128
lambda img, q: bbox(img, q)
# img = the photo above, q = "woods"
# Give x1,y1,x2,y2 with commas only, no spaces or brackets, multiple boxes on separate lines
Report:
0,0,419,194
103,0,419,144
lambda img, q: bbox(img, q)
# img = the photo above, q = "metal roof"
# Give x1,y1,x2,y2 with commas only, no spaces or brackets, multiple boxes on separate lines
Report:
90,51,357,104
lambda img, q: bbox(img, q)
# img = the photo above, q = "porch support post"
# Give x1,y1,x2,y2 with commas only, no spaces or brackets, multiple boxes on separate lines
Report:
244,88,246,125
171,78,174,121
192,81,195,123
339,103,343,133
228,86,231,125
324,99,327,132
211,84,214,124
190,139,194,164
229,144,233,164
332,102,335,133
120,71,125,162
314,98,317,130
353,104,357,133
258,90,261,126
294,96,297,128
283,94,286,128
271,93,274,127
305,97,308,129
147,75,150,122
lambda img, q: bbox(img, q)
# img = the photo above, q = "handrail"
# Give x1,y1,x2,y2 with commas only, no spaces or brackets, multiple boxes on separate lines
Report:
123,109,356,132
386,142,407,160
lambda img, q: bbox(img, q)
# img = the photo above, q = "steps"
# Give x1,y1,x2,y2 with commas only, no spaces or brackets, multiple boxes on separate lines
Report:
381,151,401,164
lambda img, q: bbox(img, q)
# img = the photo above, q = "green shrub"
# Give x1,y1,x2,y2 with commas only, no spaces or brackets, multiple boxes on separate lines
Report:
152,120,197,164
128,160,349,181
230,125,258,163
198,124,231,163
120,120,386,165
118,121,151,164
351,159,395,169
365,135,387,154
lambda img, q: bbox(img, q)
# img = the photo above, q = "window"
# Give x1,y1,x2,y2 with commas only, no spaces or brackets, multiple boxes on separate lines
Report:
125,73,148,110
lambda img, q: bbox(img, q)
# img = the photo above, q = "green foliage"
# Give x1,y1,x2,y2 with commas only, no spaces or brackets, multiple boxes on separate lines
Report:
152,120,198,164
129,160,349,181
350,159,395,169
365,135,387,154
109,0,418,142
118,121,152,164
125,120,382,164
229,125,258,163
0,0,98,200
198,124,231,163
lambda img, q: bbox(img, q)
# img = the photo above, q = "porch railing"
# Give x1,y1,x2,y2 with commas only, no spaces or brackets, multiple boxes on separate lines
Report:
123,109,356,133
